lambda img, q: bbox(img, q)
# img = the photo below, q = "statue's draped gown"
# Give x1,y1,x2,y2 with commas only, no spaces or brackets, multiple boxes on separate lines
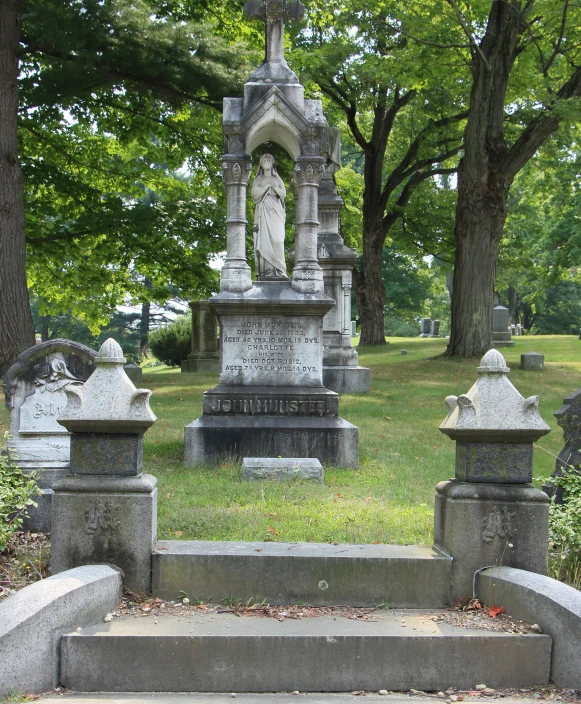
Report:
253,180,287,277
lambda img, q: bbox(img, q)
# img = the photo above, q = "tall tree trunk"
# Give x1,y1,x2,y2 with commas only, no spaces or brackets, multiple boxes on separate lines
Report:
447,161,508,356
140,300,151,353
0,0,35,375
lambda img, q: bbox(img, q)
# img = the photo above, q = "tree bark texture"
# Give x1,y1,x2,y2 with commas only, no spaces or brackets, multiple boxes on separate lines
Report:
447,0,581,357
0,0,35,376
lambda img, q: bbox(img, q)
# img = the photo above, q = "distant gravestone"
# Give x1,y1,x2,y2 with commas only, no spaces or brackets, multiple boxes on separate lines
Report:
492,306,514,348
419,318,431,338
2,340,96,532
430,320,440,338
520,352,544,371
517,324,523,336
351,321,357,336
242,458,323,482
181,300,220,373
123,363,143,385
400,350,408,355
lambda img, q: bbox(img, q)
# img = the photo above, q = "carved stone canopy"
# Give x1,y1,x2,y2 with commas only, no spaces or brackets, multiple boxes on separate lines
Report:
439,349,551,443
57,338,157,434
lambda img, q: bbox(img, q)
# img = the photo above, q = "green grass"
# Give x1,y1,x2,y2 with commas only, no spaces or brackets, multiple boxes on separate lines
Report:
1,335,579,546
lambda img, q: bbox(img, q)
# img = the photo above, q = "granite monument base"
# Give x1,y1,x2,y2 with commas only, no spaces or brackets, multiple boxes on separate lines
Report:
185,414,358,469
434,480,549,601
493,331,514,348
323,366,371,394
51,474,157,592
181,357,220,374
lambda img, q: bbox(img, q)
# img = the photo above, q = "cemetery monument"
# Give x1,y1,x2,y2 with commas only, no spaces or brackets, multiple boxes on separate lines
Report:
184,0,358,467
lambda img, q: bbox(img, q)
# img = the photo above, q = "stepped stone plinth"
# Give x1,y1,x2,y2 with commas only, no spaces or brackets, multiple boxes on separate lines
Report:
436,349,551,600
51,339,158,592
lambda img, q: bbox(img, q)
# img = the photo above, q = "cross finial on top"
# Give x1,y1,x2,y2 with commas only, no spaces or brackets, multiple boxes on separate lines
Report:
244,0,305,65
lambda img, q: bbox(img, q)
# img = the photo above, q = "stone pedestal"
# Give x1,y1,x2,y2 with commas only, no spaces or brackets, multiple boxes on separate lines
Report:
181,300,220,374
419,318,431,337
434,481,549,600
493,306,514,348
2,339,96,533
435,349,551,601
184,282,359,468
51,339,158,592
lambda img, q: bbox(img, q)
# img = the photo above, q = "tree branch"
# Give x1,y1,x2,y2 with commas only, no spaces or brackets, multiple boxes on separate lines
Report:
445,0,491,71
503,65,581,181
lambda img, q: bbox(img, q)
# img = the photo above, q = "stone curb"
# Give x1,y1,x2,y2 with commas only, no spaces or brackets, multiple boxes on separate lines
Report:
477,566,581,688
0,564,122,697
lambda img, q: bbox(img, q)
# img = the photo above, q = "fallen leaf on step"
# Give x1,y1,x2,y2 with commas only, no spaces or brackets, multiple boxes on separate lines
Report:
488,605,506,618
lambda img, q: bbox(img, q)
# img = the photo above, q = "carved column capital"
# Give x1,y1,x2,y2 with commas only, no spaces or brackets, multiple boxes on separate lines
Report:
294,158,326,186
222,157,253,187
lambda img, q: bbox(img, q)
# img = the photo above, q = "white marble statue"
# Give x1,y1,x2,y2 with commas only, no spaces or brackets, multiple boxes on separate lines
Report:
252,153,287,278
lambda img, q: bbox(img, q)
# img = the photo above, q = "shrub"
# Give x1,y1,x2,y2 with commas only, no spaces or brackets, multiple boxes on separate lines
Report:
0,435,39,553
148,314,192,367
546,470,581,589
383,317,419,337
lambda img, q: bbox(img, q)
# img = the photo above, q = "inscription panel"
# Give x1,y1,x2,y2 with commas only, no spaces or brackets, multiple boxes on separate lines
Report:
220,314,323,386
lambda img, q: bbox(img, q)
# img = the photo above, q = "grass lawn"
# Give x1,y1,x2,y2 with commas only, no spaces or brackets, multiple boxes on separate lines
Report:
1,335,579,547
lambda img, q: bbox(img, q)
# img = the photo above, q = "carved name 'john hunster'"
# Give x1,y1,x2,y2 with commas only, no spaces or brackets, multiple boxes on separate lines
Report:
208,397,329,416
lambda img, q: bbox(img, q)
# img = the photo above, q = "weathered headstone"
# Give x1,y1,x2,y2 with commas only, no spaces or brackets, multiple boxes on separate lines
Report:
517,324,523,336
242,457,323,482
51,339,158,591
419,318,431,338
2,340,96,532
181,300,220,373
123,363,143,385
184,0,358,468
492,305,514,348
400,350,408,355
430,320,440,338
520,352,544,371
436,349,551,600
351,321,357,336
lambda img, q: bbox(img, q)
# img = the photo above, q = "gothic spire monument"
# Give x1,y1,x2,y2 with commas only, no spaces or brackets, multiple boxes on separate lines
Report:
183,0,359,468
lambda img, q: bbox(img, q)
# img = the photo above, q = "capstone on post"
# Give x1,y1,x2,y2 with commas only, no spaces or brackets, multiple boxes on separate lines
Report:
51,338,158,592
435,349,551,600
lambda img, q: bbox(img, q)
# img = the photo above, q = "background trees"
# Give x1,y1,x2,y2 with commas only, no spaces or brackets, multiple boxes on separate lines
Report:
0,0,253,374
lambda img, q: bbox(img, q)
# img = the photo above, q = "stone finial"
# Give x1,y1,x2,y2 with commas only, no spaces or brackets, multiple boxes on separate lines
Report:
439,349,550,442
57,338,157,434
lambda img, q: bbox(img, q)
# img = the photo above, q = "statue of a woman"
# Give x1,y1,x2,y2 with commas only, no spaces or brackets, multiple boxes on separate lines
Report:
252,153,287,278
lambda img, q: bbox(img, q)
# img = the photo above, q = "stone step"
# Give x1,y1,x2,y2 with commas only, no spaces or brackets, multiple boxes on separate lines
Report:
36,695,551,703
60,612,551,693
152,541,452,607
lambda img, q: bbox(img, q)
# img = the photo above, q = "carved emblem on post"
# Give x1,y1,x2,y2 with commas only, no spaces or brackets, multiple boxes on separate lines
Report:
481,506,516,543
84,498,121,535
294,161,325,186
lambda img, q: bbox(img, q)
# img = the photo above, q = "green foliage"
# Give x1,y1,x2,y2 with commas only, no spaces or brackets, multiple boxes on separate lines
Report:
19,0,257,328
530,281,581,335
148,314,192,367
383,317,418,337
547,471,581,589
0,436,39,554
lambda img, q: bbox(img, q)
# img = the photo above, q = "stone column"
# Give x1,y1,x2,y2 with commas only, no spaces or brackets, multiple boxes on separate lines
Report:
292,156,325,294
51,339,158,592
434,349,551,601
220,155,253,293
